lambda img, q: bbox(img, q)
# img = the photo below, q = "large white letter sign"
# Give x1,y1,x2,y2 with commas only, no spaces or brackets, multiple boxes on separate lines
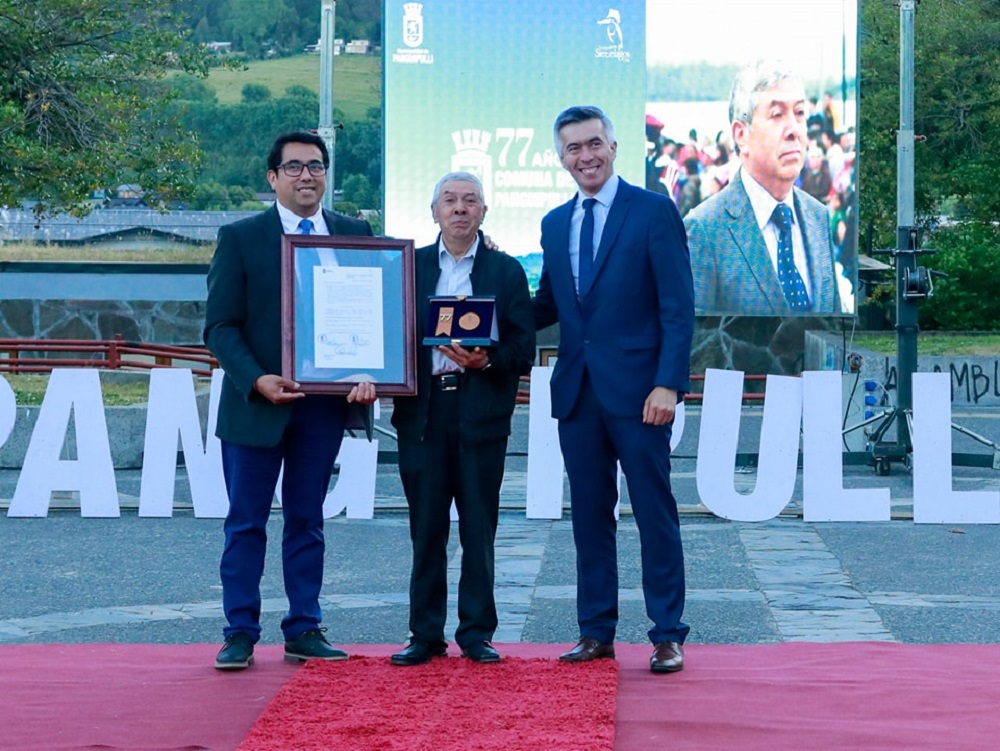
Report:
139,368,228,518
526,366,564,519
524,366,649,520
8,369,119,517
322,437,379,519
0,376,15,452
802,371,890,522
696,369,801,522
912,372,1000,524
272,438,380,519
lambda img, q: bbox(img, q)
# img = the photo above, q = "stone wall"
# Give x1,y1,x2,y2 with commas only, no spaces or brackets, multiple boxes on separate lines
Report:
692,317,847,374
0,263,208,345
0,299,206,344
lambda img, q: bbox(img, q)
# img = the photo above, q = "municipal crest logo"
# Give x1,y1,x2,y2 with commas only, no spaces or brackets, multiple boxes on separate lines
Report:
451,129,494,207
403,3,424,48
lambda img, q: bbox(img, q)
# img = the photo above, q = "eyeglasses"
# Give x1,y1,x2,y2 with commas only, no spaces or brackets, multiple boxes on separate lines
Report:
275,160,328,177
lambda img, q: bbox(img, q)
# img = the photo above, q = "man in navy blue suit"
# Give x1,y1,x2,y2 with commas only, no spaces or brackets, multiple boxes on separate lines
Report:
534,106,695,674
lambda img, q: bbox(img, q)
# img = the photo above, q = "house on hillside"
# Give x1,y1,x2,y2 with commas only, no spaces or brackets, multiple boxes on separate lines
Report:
345,40,371,54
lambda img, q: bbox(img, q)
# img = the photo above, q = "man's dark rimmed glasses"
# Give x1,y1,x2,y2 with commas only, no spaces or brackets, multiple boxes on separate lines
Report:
275,160,328,177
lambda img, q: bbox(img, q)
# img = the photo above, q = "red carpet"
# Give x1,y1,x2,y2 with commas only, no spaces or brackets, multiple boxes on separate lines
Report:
0,643,296,751
616,642,1000,750
3,643,1000,750
237,654,617,751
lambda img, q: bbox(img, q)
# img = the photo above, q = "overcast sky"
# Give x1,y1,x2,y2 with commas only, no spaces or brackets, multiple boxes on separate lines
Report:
645,0,858,81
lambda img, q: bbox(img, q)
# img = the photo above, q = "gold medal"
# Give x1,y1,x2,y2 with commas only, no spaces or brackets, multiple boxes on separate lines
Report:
459,312,481,331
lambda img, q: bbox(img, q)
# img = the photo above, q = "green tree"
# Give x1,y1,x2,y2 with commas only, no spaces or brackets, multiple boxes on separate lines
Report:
178,86,321,190
858,0,1000,330
241,83,272,103
335,0,381,42
920,222,1000,331
860,0,1000,235
333,200,359,217
0,0,217,214
342,174,373,209
189,180,261,210
172,74,219,104
335,108,382,200
223,0,293,58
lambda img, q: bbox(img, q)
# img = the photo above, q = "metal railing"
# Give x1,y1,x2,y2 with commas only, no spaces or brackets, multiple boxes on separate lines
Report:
685,374,766,404
0,335,218,377
0,337,768,403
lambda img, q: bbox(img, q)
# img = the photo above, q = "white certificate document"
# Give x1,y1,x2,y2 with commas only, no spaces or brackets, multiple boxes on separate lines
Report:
312,265,385,370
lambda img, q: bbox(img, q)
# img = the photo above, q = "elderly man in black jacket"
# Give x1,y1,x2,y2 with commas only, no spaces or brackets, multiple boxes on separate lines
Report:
389,172,535,666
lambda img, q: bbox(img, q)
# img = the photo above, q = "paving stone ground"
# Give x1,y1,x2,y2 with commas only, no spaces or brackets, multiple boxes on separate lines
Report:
2,405,999,649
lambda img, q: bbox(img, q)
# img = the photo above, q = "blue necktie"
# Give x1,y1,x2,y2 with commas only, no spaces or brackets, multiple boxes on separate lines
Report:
578,197,597,295
298,218,314,235
771,204,810,311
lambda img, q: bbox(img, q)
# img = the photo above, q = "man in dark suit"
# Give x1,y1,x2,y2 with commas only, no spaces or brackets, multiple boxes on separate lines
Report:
533,106,695,674
205,131,377,670
685,60,843,316
389,172,535,666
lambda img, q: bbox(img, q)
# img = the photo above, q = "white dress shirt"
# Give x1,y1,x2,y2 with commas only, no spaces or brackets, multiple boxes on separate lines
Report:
431,236,479,375
569,174,619,294
275,202,329,235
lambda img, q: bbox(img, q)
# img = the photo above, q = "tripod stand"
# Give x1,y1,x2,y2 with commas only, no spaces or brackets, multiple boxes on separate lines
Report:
842,227,930,475
841,228,1000,474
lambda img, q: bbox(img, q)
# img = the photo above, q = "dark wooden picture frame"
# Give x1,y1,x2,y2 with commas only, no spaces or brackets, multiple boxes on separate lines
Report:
281,234,416,395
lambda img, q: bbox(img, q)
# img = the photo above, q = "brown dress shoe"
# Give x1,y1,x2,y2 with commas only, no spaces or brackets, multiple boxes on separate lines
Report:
650,641,684,673
559,637,615,662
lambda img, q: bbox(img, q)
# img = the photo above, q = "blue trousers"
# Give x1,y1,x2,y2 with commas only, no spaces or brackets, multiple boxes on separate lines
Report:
557,374,688,645
220,397,347,642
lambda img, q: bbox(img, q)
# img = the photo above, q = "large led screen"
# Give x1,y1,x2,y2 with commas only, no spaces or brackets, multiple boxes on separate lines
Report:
383,0,646,288
384,0,859,317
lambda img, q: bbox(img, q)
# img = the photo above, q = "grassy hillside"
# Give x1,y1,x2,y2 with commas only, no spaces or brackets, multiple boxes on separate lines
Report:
205,53,380,121
851,333,1000,356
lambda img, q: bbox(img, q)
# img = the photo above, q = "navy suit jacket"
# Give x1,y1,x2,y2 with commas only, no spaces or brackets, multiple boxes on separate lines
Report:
534,178,695,420
684,169,841,316
204,205,372,447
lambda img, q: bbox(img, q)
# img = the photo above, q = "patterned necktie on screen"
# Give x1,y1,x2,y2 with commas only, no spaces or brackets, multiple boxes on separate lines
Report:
298,218,314,235
578,197,597,296
771,203,810,311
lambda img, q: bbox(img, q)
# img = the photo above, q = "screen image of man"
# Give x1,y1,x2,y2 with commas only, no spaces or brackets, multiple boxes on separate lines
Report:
205,130,377,670
533,106,695,674
389,172,535,666
684,60,845,316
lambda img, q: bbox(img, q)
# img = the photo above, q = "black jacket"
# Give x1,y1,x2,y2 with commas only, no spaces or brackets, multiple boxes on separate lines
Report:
391,232,535,445
204,205,372,446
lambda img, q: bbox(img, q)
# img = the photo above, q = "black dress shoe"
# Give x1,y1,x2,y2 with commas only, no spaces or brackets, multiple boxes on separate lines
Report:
461,640,501,663
215,632,255,670
284,628,349,662
559,637,615,663
650,641,684,673
390,641,448,666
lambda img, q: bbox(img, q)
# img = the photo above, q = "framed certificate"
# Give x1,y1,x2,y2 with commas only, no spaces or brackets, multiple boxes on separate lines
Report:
281,234,417,395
